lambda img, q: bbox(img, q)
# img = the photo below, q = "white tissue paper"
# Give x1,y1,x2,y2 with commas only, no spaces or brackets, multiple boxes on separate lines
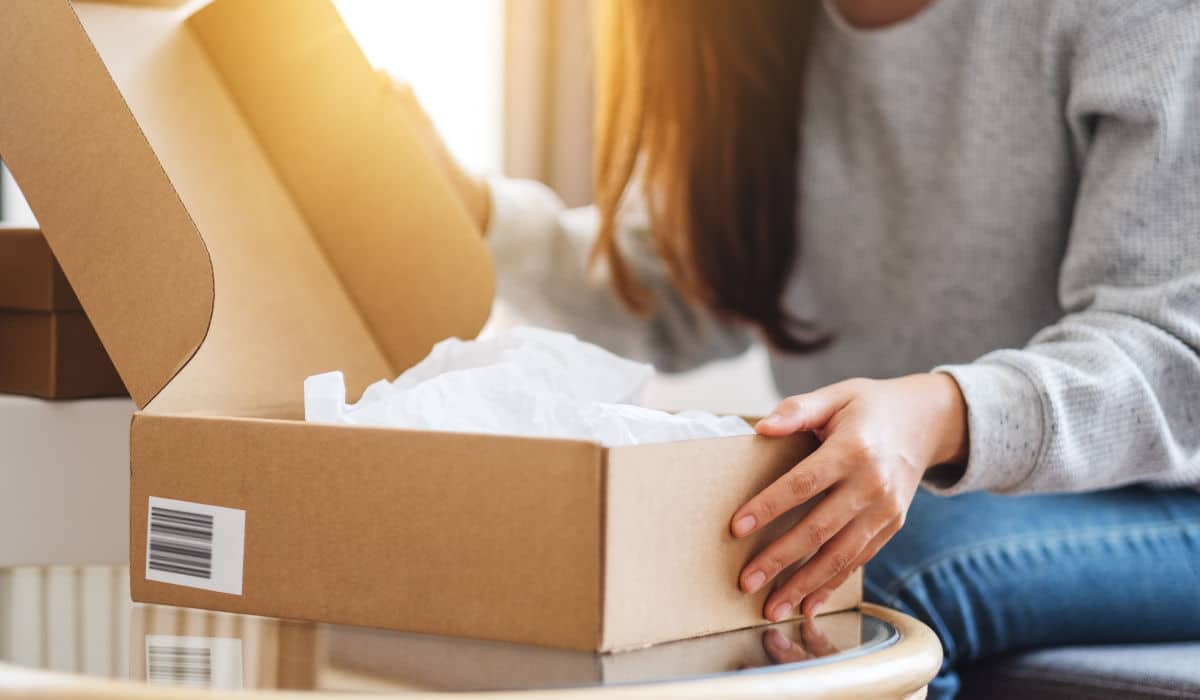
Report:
304,327,754,446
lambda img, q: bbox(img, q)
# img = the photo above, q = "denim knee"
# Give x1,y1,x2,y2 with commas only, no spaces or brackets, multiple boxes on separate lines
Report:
862,489,999,666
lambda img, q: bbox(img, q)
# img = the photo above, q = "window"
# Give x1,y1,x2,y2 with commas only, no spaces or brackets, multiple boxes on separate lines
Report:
333,0,506,174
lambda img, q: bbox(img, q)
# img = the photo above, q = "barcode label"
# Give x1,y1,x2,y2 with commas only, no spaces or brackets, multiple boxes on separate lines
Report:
145,635,243,689
149,506,214,579
146,497,245,595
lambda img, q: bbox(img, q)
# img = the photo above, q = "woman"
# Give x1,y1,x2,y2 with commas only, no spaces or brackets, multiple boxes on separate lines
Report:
400,0,1200,695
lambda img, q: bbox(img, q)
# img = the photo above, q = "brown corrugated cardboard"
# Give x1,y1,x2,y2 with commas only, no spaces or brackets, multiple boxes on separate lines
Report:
603,438,862,651
1,1,213,407
0,226,125,397
0,0,860,651
0,310,126,398
0,227,81,312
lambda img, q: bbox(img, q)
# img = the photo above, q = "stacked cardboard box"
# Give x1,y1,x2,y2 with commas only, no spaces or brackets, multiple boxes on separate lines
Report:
0,226,132,565
0,226,125,399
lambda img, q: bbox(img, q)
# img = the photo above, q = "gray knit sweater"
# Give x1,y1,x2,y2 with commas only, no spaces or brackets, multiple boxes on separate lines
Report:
485,0,1200,495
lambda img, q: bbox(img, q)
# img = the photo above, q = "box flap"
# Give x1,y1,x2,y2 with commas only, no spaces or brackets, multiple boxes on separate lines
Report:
0,3,213,407
188,0,494,379
0,227,82,312
0,0,493,416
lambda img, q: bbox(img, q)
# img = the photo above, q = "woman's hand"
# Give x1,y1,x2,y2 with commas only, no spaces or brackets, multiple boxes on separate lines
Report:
383,73,492,233
731,373,968,622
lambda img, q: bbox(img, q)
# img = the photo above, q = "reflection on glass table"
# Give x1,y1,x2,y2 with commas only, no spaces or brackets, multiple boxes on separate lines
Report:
0,566,899,693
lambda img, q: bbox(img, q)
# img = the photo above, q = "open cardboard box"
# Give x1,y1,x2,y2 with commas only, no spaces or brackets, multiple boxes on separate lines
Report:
0,0,860,651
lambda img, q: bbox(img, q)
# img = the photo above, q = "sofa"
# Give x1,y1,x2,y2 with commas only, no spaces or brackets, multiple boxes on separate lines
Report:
962,642,1200,699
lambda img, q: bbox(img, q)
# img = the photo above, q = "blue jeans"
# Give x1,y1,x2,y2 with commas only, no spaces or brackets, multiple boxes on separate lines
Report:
863,486,1200,699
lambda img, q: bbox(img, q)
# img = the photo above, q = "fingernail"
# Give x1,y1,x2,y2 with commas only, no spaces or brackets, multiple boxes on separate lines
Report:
757,415,781,430
806,593,829,617
770,601,793,622
733,514,757,537
744,570,766,593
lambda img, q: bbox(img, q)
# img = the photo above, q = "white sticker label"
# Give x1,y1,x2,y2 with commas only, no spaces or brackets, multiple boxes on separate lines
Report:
146,496,245,596
145,635,243,690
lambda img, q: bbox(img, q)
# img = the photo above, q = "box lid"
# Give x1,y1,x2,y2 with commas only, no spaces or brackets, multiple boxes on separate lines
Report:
0,227,82,312
0,0,493,414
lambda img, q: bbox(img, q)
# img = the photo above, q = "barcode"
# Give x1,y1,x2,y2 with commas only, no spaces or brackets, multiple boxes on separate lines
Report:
145,635,243,690
145,496,245,595
148,506,214,580
146,644,212,687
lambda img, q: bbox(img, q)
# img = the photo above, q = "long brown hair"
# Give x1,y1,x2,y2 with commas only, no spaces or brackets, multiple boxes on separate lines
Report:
592,0,824,351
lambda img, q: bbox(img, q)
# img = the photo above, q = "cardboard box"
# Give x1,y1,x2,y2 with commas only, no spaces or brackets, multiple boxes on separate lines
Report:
0,395,134,566
0,0,860,651
0,227,125,399
0,227,81,312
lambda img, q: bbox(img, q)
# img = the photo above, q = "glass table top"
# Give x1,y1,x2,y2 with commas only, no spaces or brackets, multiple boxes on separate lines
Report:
0,566,897,692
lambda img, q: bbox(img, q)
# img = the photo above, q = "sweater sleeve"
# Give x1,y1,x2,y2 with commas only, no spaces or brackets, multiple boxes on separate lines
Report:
484,176,753,372
926,5,1200,495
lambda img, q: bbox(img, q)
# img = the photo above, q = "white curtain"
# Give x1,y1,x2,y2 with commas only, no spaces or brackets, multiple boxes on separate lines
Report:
503,0,594,207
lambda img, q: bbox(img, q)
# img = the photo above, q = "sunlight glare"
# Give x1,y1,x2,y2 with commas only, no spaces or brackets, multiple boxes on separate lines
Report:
334,0,505,174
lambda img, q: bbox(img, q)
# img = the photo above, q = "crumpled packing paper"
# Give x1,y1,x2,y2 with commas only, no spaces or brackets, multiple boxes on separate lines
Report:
304,327,754,446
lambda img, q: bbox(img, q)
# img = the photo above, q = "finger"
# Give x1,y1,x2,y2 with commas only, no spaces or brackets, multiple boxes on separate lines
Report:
800,587,838,622
800,514,904,618
730,441,852,539
762,629,812,665
763,515,881,622
799,615,839,657
755,382,858,436
739,481,866,592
